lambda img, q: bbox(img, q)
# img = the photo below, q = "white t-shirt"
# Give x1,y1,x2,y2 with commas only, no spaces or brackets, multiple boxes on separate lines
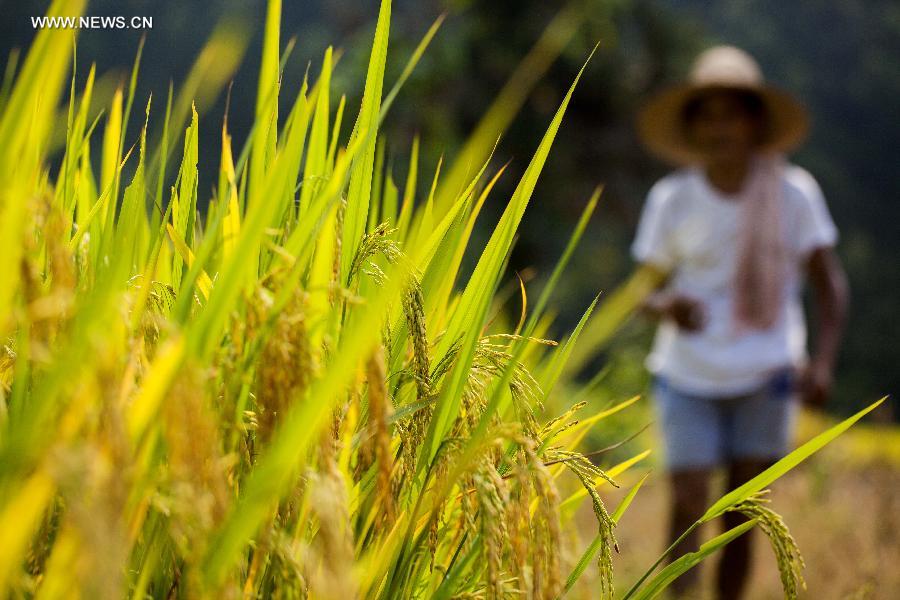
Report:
631,164,838,397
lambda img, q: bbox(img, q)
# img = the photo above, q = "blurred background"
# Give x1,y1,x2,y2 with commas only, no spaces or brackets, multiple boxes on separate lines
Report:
3,0,898,596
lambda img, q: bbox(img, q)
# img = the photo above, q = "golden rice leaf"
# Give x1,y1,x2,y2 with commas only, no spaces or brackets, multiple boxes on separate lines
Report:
166,222,213,301
219,120,241,261
100,87,123,223
126,335,186,444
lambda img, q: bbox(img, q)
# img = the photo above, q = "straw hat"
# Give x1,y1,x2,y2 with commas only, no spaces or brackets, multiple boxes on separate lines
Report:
637,45,808,165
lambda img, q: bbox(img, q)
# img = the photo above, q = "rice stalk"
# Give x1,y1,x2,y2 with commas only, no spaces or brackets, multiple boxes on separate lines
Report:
366,346,396,526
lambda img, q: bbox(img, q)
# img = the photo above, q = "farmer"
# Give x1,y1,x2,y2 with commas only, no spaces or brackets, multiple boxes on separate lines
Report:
632,46,848,598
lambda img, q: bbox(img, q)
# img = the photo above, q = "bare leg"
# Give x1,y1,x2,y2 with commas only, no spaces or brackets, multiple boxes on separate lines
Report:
716,459,774,600
668,468,713,596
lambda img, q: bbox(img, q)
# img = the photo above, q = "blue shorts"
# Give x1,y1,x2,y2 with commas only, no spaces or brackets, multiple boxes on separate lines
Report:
653,369,799,470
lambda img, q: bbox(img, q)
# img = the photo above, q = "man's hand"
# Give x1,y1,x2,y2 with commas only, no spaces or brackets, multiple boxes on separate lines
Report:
667,296,707,332
799,360,833,409
644,292,707,332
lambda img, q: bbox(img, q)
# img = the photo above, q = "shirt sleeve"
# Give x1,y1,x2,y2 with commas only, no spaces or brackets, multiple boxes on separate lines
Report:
786,166,838,256
631,177,677,271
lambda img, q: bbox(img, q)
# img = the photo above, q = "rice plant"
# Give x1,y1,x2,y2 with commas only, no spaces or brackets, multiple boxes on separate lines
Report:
0,1,883,599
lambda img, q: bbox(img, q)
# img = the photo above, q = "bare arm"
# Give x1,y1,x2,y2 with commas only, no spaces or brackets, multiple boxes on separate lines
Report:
802,246,849,407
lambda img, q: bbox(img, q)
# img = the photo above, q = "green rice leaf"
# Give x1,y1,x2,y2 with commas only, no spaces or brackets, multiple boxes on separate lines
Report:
298,47,333,218
631,520,758,600
702,398,886,521
248,0,281,202
379,14,445,126
522,186,600,340
340,0,391,283
537,293,599,402
396,134,418,239
170,104,199,293
423,46,597,467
